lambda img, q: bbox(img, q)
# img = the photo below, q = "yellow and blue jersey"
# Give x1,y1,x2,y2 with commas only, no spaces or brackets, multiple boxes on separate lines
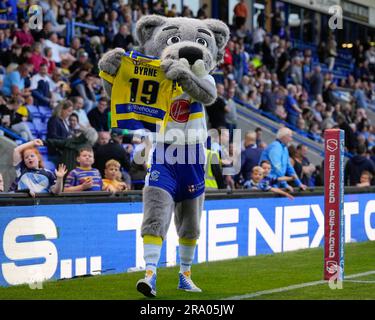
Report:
100,50,176,133
99,50,209,144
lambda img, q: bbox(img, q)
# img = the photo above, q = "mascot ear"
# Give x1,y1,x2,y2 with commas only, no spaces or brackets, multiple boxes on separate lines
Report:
136,15,167,46
204,19,230,62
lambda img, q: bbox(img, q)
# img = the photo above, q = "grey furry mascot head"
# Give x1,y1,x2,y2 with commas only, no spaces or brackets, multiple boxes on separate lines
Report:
99,15,230,105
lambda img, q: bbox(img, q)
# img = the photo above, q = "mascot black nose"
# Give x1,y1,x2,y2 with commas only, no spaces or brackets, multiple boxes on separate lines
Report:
178,47,203,65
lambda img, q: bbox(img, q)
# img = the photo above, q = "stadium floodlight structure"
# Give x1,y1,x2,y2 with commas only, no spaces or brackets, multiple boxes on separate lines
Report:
324,129,345,282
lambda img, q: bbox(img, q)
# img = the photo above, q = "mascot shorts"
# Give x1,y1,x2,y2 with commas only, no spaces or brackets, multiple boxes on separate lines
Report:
145,143,206,202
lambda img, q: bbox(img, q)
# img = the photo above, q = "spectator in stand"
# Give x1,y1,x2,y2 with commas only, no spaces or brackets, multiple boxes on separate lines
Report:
276,40,290,87
259,127,307,192
294,144,315,186
47,100,74,163
260,82,276,114
49,68,68,103
255,127,265,148
11,139,66,196
1,43,23,66
45,126,98,173
69,37,82,57
356,171,373,187
68,113,81,136
74,72,97,113
0,96,34,140
335,113,357,153
261,35,275,70
197,3,208,19
72,96,90,128
236,75,251,100
1,63,30,97
206,83,227,130
252,24,266,54
28,42,44,73
225,86,238,142
326,33,337,71
290,56,303,85
344,144,375,186
112,23,134,51
95,131,111,149
14,22,34,47
88,97,109,132
42,32,74,65
258,160,294,199
309,122,323,143
43,47,56,75
69,50,90,81
295,117,308,137
166,4,177,17
64,147,103,192
233,0,248,31
93,129,131,177
232,42,247,83
243,165,264,190
30,63,54,108
284,85,302,127
353,81,368,109
240,131,263,182
0,0,14,29
102,159,128,193
310,65,324,98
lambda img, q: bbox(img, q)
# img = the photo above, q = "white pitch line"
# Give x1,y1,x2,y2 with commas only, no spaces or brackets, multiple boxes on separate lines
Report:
222,270,375,300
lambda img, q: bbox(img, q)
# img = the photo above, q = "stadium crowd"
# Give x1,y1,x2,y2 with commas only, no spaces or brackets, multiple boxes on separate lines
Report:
0,0,374,196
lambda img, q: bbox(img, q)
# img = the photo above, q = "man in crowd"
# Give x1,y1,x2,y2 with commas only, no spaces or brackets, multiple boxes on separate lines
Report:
259,127,307,192
240,131,263,182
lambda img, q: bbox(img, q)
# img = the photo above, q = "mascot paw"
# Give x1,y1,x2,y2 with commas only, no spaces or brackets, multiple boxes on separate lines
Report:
191,60,208,78
161,58,193,81
98,48,125,75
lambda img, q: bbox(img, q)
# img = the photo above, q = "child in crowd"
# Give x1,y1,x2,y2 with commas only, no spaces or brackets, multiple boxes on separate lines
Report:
12,139,66,197
244,162,294,200
64,147,103,192
102,159,128,193
356,171,373,187
243,166,264,190
259,160,295,200
0,173,4,192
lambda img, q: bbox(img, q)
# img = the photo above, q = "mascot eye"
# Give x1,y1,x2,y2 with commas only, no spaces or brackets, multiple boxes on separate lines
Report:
167,36,181,45
196,38,208,47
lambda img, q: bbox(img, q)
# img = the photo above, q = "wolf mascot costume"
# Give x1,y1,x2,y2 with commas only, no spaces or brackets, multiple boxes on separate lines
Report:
98,15,229,297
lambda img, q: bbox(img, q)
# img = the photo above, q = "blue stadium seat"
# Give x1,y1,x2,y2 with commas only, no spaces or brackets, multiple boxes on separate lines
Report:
38,146,48,155
26,121,37,137
32,117,46,130
38,106,52,122
43,160,56,172
27,105,42,119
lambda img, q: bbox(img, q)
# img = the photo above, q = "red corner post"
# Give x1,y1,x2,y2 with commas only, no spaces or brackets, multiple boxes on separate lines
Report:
324,129,345,281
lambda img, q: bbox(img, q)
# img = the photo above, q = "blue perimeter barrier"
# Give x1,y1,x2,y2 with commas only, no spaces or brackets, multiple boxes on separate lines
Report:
0,189,374,286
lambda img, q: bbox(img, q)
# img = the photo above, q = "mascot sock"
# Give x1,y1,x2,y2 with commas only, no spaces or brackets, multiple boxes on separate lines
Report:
179,238,197,275
143,235,162,277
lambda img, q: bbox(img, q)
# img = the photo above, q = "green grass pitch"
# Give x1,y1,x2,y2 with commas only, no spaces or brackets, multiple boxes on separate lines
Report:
1,241,374,300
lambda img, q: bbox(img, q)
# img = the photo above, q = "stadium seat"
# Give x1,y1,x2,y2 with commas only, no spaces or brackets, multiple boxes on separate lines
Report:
27,105,42,120
38,146,48,155
38,106,52,121
43,160,56,172
26,121,37,137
